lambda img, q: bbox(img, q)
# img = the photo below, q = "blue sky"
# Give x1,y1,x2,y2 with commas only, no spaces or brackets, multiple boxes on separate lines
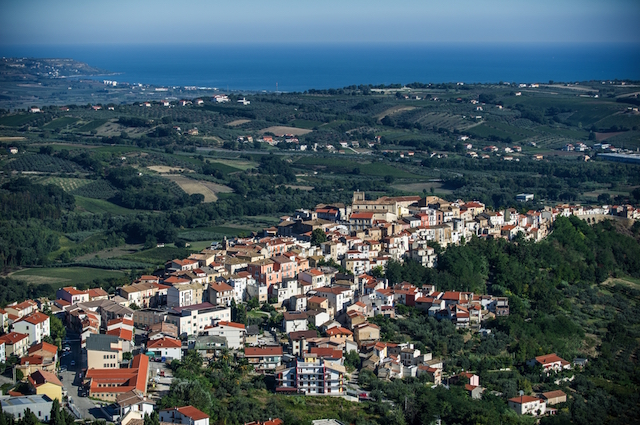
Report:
1,0,639,45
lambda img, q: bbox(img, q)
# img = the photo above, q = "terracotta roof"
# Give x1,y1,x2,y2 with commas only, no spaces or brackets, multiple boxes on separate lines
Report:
326,326,353,336
534,353,567,365
20,355,44,365
16,311,49,325
28,341,58,355
210,282,233,292
309,347,343,359
508,395,542,404
61,286,88,296
28,370,62,387
0,332,28,345
147,337,182,349
170,406,209,421
350,212,375,219
244,346,283,357
307,296,327,304
88,288,109,297
216,321,246,330
542,390,566,399
106,328,134,341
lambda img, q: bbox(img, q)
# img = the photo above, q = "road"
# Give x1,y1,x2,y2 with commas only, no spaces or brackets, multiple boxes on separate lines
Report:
60,333,108,421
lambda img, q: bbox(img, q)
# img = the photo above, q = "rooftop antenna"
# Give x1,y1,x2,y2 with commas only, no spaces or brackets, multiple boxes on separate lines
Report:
276,82,278,92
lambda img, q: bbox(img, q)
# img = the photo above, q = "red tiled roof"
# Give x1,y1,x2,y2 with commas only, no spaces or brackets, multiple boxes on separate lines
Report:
17,311,49,325
534,353,567,365
28,370,62,387
244,346,283,357
508,395,542,404
309,347,342,359
147,337,182,349
216,321,246,330
0,332,28,345
173,406,209,421
326,326,353,336
28,341,58,355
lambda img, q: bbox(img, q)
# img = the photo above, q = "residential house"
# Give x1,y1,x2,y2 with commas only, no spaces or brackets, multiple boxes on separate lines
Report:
159,406,209,425
526,353,571,373
353,323,380,346
288,330,318,357
146,337,182,361
208,281,234,307
12,312,50,346
541,390,567,405
0,332,29,358
166,303,231,337
56,287,89,304
283,311,308,333
27,370,63,401
167,283,205,308
205,321,246,349
116,390,155,419
244,346,283,373
508,395,547,416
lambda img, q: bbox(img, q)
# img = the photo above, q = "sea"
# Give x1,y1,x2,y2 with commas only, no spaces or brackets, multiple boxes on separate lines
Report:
1,43,639,92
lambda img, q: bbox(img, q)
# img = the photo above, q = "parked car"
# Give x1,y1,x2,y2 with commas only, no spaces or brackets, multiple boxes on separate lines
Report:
70,360,76,366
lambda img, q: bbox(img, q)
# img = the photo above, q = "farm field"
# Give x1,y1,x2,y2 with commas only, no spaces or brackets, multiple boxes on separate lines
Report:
226,119,251,126
10,267,124,287
161,175,233,202
74,196,136,214
259,126,313,136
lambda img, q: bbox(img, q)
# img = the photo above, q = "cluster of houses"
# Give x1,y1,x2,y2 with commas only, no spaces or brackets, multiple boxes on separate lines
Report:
0,191,629,421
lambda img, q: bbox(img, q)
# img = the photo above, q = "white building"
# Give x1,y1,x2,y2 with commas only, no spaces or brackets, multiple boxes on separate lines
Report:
12,312,50,346
146,337,182,361
166,303,231,337
508,395,547,416
204,321,246,349
160,406,209,425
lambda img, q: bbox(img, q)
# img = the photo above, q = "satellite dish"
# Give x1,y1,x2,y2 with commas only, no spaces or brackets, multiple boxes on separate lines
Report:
519,390,524,396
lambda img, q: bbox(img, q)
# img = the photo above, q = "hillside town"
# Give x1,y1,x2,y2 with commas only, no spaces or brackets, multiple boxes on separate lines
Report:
0,191,636,423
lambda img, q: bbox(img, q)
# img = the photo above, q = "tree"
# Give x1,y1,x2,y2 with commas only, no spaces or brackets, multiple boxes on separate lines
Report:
50,399,62,425
310,228,327,246
143,412,159,425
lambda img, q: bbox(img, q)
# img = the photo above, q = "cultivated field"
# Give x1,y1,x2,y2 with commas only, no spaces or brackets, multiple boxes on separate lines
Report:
11,267,124,287
147,165,194,173
259,126,313,136
162,175,233,202
226,119,251,127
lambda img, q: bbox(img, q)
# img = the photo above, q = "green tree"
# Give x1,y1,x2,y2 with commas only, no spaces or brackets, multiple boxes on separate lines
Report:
310,228,327,246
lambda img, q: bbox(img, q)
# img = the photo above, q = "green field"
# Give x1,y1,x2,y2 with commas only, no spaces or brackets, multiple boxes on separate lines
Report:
74,196,135,214
294,156,425,179
0,114,39,127
11,267,124,288
43,116,80,130
290,119,323,129
122,246,197,265
77,119,108,132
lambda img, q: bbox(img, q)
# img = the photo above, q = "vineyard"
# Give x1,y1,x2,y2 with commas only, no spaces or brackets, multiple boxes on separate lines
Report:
77,119,108,132
41,177,92,192
5,154,85,173
42,116,80,130
70,179,119,199
73,258,153,270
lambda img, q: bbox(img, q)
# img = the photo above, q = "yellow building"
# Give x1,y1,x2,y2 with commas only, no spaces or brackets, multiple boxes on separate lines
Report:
28,370,63,401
